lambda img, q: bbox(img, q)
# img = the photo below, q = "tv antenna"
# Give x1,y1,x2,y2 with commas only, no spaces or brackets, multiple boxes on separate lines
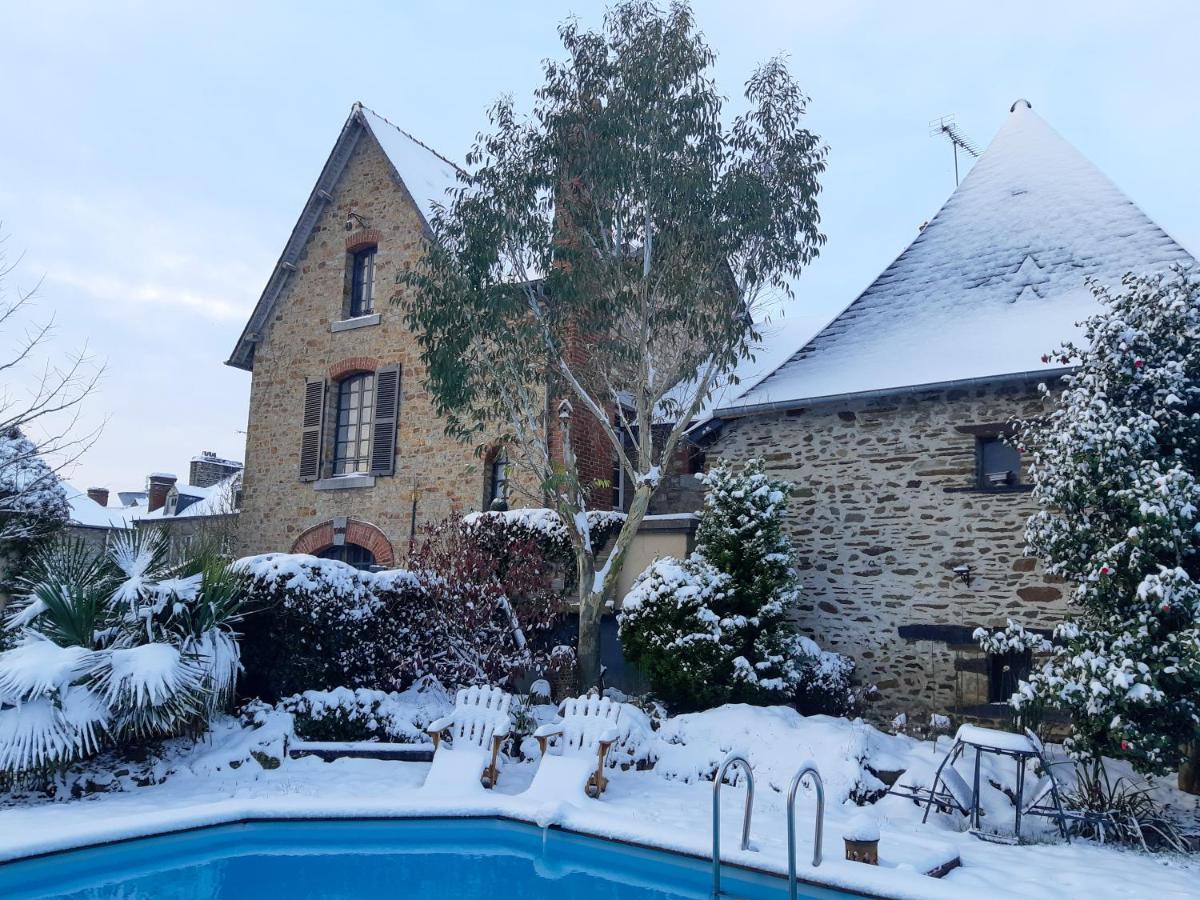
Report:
930,115,981,186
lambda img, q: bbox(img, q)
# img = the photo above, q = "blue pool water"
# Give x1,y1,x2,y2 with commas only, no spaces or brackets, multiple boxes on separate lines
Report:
0,819,860,899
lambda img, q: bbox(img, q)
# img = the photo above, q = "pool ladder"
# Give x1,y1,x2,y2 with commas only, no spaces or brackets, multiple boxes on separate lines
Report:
710,755,824,900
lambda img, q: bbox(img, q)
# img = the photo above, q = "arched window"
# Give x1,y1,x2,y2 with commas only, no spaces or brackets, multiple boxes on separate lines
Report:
318,542,376,570
485,448,508,508
333,372,374,475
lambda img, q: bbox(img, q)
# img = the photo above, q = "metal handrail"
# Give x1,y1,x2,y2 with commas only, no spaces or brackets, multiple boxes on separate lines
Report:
711,753,755,898
786,763,825,900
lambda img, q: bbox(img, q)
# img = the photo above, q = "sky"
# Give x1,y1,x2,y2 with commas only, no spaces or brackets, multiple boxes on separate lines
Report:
1,1,1198,494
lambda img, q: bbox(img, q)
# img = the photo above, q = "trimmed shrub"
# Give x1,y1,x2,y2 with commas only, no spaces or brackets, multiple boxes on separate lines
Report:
278,681,452,744
236,513,576,700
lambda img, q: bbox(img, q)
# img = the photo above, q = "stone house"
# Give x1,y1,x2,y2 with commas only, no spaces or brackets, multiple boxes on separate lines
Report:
226,104,644,569
704,101,1195,722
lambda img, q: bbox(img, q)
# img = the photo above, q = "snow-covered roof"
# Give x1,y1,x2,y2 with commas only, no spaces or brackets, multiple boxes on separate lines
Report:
719,101,1195,415
227,103,465,371
170,474,239,518
64,484,136,529
360,107,463,228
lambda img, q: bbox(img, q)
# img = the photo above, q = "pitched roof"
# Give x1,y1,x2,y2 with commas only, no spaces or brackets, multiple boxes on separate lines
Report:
226,104,464,371
64,484,136,529
719,100,1195,415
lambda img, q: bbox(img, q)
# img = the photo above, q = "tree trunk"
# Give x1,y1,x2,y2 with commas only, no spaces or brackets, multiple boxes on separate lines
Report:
1180,742,1200,796
577,587,604,691
578,487,655,689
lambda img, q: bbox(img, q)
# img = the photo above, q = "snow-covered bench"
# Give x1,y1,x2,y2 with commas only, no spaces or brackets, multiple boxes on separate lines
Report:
424,685,513,790
531,694,622,798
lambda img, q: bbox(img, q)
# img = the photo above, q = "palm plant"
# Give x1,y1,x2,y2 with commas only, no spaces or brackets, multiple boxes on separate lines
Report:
0,529,248,780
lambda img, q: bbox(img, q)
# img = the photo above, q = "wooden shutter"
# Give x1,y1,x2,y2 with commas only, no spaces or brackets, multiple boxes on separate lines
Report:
299,378,326,481
370,365,400,476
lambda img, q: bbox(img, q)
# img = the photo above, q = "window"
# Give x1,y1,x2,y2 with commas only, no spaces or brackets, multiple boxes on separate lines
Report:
611,457,629,511
348,246,376,317
976,435,1022,489
988,649,1032,703
318,543,376,570
333,373,375,475
486,449,508,508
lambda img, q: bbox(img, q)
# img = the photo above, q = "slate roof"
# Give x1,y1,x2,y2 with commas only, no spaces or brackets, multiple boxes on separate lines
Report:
226,104,463,371
719,100,1195,414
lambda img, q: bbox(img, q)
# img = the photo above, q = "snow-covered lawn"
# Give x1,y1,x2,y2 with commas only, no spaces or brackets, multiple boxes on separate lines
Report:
0,705,1195,899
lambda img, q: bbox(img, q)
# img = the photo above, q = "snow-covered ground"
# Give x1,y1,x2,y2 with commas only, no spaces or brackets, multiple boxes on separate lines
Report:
0,704,1196,899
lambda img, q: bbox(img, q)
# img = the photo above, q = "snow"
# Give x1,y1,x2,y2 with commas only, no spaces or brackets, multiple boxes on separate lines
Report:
954,724,1035,754
103,644,191,707
844,813,881,843
0,707,1195,898
725,103,1195,412
0,639,96,700
360,106,464,228
421,745,490,797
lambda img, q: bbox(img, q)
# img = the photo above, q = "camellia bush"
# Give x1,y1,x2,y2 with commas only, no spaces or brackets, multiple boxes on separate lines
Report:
619,458,854,713
0,530,246,781
1009,270,1200,788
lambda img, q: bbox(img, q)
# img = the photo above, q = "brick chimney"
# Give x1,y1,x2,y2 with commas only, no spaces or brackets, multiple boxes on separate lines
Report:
86,487,109,507
146,473,177,513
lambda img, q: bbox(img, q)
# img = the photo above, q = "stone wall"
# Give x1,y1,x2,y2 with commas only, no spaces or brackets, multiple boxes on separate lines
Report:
235,133,497,561
708,380,1066,723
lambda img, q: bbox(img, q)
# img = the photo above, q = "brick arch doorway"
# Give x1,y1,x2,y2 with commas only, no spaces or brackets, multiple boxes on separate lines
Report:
292,518,395,568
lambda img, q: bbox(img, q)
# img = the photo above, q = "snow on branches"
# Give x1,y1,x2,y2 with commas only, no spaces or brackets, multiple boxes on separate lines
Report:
1013,270,1200,776
0,427,69,541
619,458,855,713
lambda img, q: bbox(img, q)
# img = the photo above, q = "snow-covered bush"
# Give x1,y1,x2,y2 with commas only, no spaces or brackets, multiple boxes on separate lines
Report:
0,427,69,539
619,458,853,712
277,679,452,744
237,516,574,700
462,508,625,590
399,517,574,688
234,554,417,700
0,531,247,780
1014,270,1200,782
0,428,70,612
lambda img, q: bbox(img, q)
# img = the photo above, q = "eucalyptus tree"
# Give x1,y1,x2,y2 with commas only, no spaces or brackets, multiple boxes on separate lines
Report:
403,0,826,685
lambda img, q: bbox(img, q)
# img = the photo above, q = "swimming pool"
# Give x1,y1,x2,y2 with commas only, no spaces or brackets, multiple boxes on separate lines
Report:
0,818,863,899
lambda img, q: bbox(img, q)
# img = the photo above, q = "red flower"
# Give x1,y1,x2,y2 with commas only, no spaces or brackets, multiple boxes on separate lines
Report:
1041,354,1050,364
1120,740,1129,751
1134,359,1144,369
1099,565,1111,575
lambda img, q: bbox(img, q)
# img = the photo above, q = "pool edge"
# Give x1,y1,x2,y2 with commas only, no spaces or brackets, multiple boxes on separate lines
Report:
0,810,944,899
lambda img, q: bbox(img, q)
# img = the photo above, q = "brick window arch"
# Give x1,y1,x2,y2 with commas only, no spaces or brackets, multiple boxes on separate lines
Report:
329,356,379,381
292,518,395,567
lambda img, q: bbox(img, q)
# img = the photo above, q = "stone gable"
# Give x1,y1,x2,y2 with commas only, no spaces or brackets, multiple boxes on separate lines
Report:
709,380,1066,722
236,133,491,560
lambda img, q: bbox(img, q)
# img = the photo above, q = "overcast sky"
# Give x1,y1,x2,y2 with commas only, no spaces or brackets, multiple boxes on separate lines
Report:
2,1,1197,494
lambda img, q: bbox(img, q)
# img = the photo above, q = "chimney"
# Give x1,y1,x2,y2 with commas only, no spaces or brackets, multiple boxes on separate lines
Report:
189,450,243,488
86,487,109,507
146,473,177,513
